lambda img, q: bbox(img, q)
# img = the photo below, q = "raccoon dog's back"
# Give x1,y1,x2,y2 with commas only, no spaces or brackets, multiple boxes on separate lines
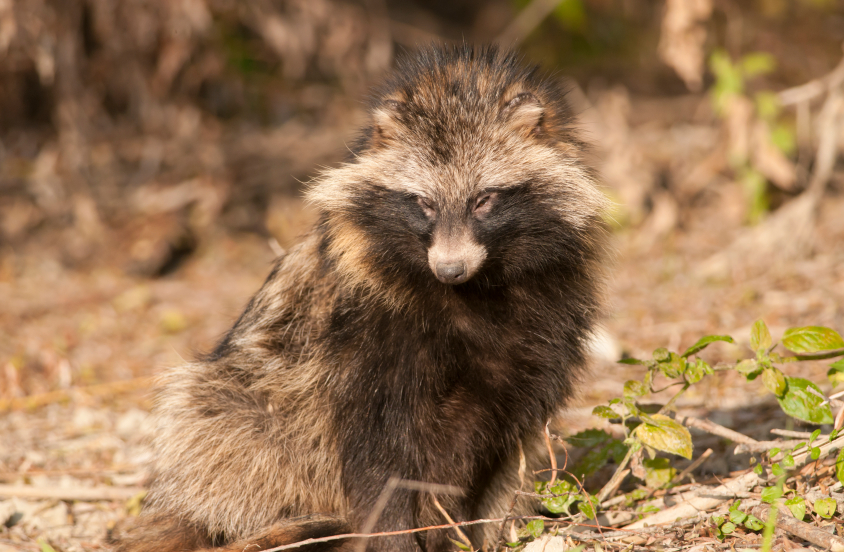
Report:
117,45,608,552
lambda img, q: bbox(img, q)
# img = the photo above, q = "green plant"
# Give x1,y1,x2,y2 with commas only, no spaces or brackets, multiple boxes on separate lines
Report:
526,321,844,547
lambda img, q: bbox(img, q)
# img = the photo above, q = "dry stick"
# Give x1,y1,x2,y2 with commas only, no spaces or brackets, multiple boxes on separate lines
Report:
674,448,714,484
625,433,844,530
266,515,609,552
430,494,472,550
544,421,557,485
676,415,760,448
355,478,464,552
770,429,814,439
0,485,145,501
778,42,844,106
750,504,844,552
836,403,844,431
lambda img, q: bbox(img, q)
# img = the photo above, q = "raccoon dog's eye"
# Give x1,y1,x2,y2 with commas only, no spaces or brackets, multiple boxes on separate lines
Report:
473,192,498,217
417,196,437,220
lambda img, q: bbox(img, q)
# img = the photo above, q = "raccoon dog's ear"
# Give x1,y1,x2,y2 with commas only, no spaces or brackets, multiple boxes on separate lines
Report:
500,91,544,137
371,99,405,147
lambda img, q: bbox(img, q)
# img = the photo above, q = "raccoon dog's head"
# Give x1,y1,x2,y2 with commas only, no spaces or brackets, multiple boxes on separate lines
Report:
308,46,607,305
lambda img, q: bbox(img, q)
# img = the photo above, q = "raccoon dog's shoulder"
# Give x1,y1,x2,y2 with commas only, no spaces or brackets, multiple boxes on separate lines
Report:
117,45,609,552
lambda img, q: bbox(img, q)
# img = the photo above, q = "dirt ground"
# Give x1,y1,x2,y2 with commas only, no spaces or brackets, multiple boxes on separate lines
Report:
2,1,844,547
2,180,843,550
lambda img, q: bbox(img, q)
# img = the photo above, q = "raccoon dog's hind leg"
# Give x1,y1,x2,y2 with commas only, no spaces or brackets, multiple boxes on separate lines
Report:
115,514,353,552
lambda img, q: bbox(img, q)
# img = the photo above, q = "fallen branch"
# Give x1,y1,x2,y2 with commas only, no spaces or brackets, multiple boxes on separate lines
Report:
623,433,844,530
751,503,844,552
778,43,844,106
676,415,760,447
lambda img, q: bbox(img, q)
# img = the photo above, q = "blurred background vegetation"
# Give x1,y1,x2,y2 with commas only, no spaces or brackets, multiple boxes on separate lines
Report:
1,0,843,397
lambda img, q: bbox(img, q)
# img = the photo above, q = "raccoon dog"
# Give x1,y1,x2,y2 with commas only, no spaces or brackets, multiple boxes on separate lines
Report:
117,45,608,552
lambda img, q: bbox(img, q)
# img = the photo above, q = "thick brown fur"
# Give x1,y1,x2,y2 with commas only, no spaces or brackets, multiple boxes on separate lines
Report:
116,45,609,552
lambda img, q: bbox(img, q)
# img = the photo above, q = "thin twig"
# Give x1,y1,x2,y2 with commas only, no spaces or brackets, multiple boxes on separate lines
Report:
674,448,713,484
770,429,814,439
430,494,472,550
544,421,557,485
675,415,760,448
355,478,464,552
265,515,621,552
777,43,844,106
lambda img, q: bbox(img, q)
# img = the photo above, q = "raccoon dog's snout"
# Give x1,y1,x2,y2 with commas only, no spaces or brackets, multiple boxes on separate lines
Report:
435,260,466,284
427,227,487,285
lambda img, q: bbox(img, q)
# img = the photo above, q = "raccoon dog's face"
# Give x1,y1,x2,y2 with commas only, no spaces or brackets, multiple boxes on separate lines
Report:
308,47,607,305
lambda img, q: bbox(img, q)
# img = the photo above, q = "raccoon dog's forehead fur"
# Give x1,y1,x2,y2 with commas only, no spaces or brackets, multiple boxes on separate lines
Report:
308,46,607,303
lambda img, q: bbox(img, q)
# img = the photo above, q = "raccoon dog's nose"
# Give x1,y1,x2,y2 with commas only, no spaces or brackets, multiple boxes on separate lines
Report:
436,261,467,284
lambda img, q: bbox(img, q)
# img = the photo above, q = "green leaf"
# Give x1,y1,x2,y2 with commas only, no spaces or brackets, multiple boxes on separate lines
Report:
751,320,773,353
542,492,578,515
681,335,734,358
785,497,806,520
810,429,822,444
635,414,693,459
754,463,764,475
761,486,782,503
571,447,611,480
744,514,764,531
730,509,748,524
754,91,781,120
592,405,619,419
762,368,787,397
721,521,736,534
684,359,705,384
712,515,724,526
658,353,686,379
577,497,597,519
793,442,806,451
450,538,471,551
643,457,676,489
828,359,844,388
736,359,760,376
777,377,834,424
837,448,844,486
769,447,781,458
782,453,795,468
782,326,844,353
771,463,785,477
37,539,57,552
623,380,648,398
553,0,586,31
814,497,837,519
548,479,574,495
567,428,611,448
505,542,523,548
653,348,671,362
811,447,821,460
831,429,840,440
770,123,796,155
619,357,647,365
526,519,544,539
741,52,776,77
